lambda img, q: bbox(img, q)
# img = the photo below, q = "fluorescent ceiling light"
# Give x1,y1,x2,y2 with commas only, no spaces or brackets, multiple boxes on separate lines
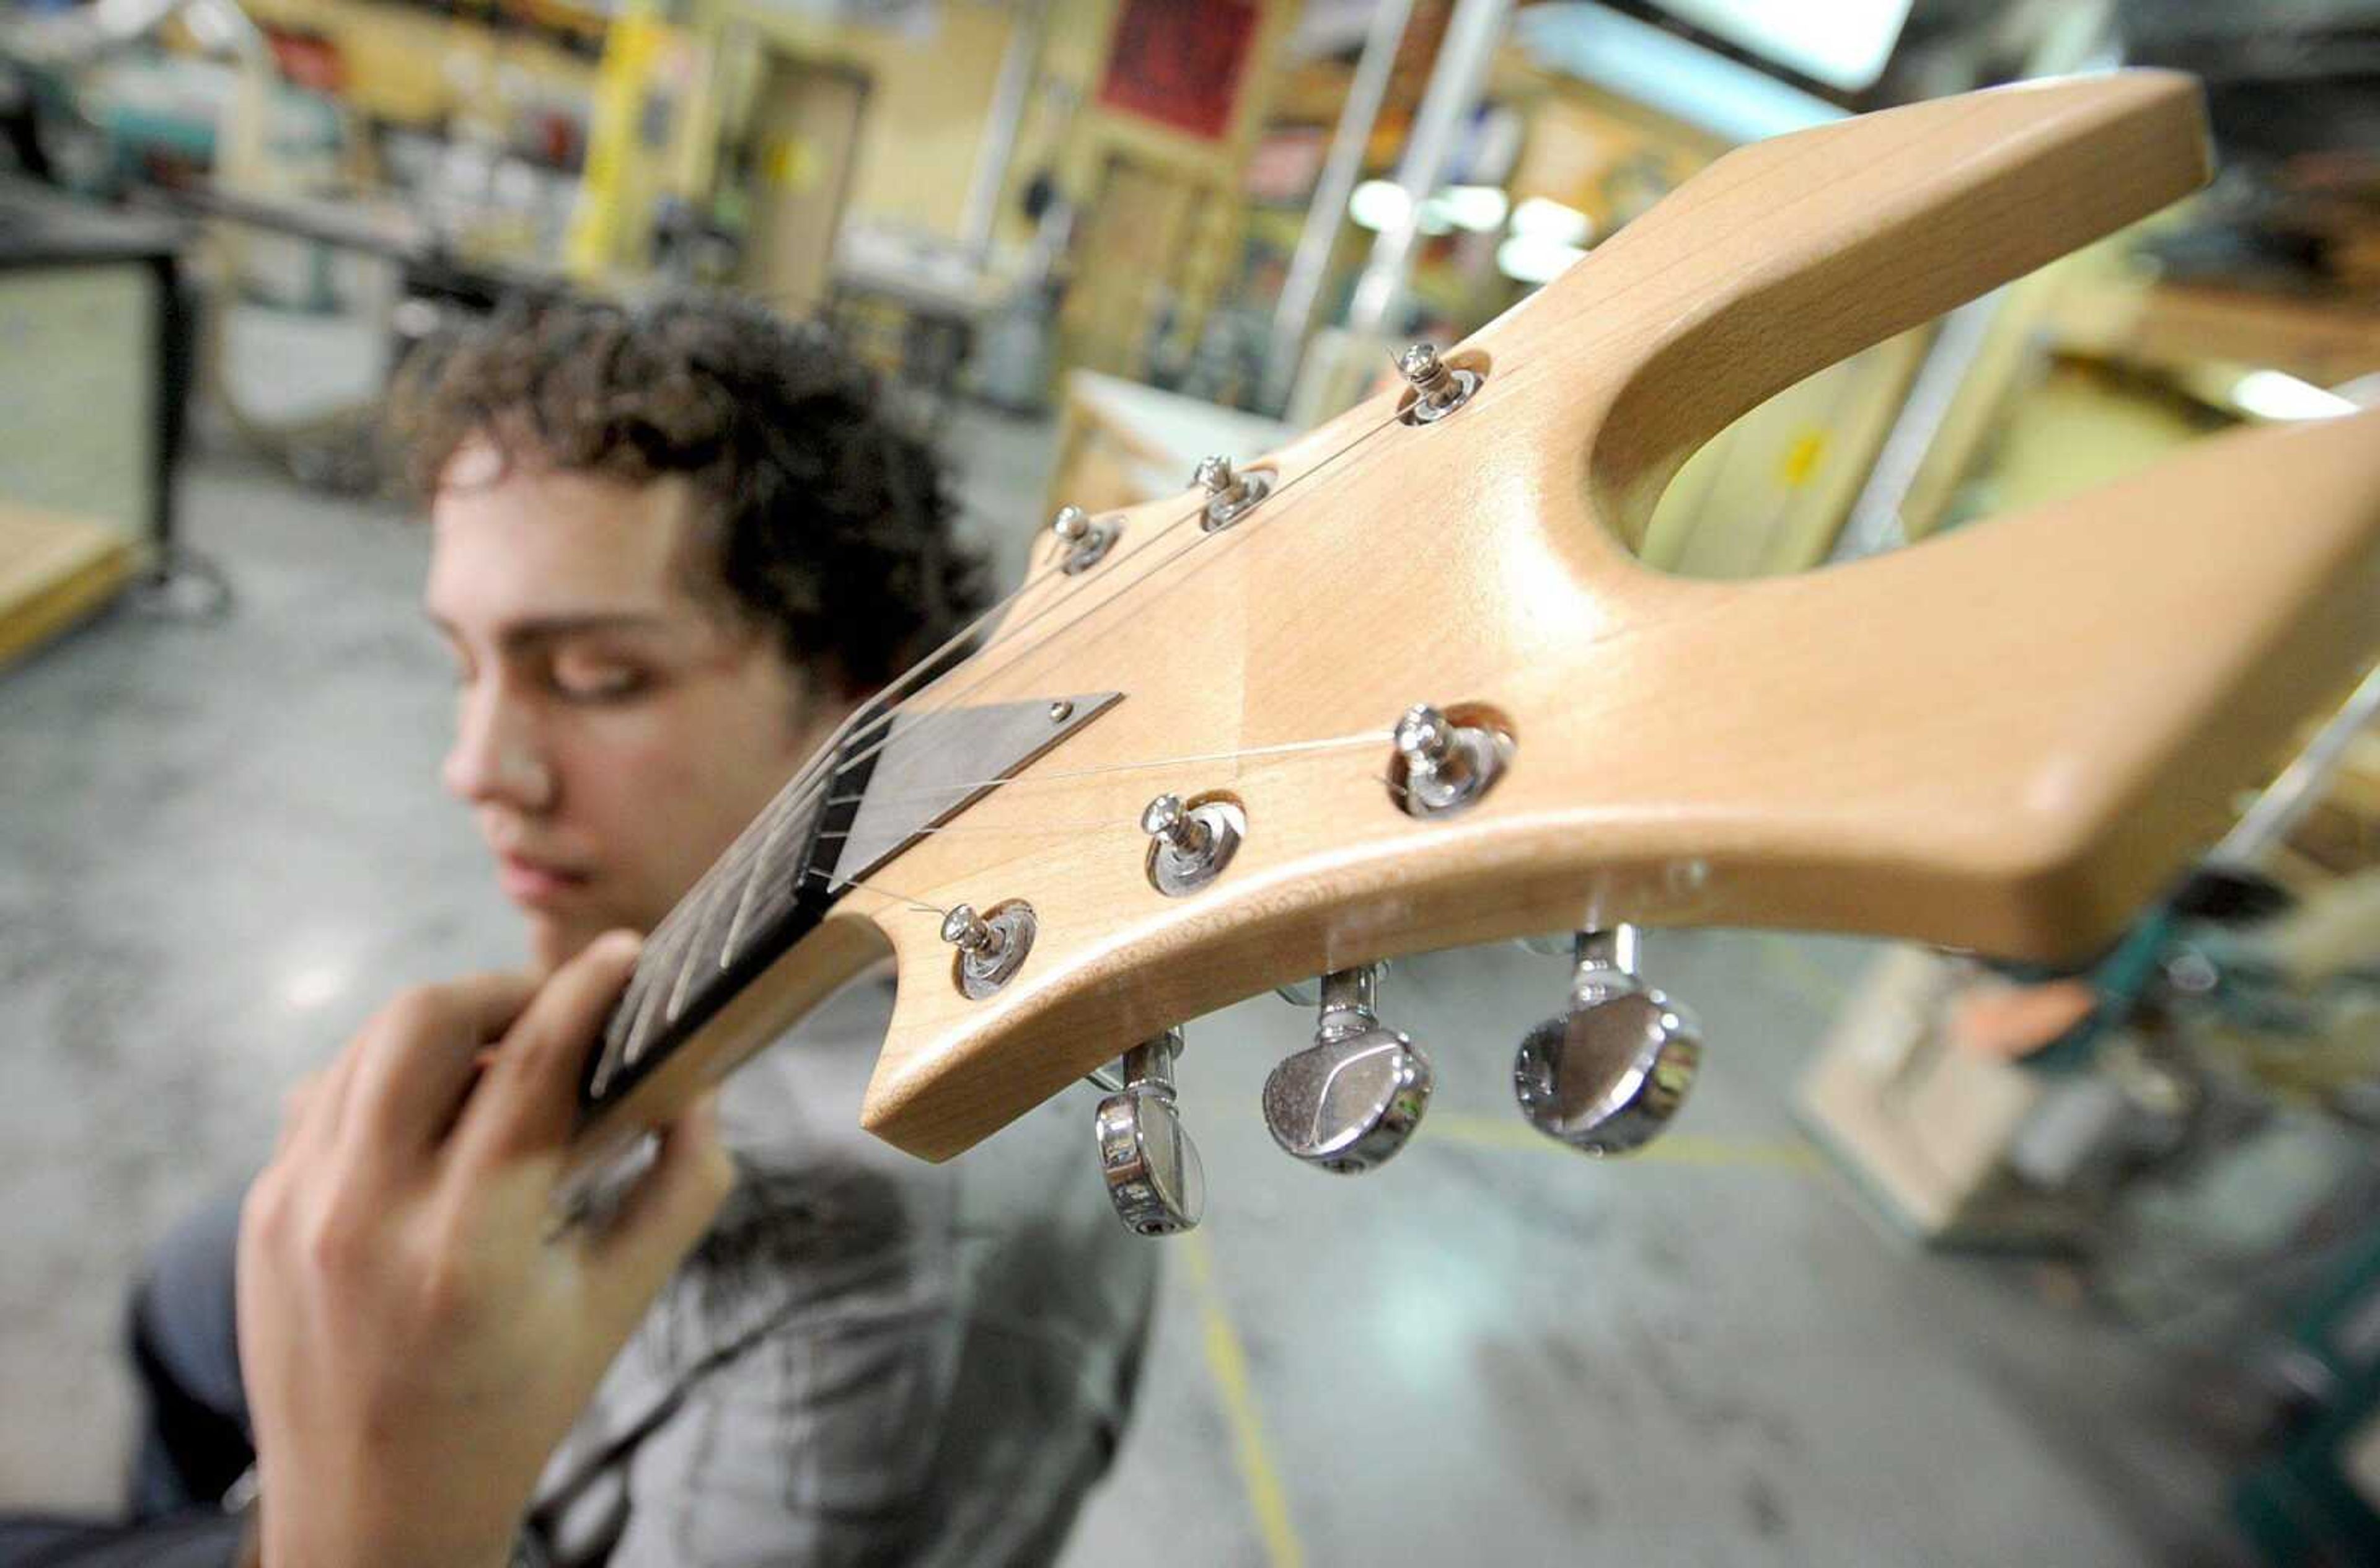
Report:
2231,369,2356,421
1649,0,1913,92
1514,4,1846,145
1497,234,1587,286
1349,179,1411,232
1432,185,1510,233
1352,180,1492,236
1510,196,1592,246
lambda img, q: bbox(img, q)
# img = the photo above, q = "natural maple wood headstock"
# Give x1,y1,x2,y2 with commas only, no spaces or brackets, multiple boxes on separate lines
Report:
572,71,2380,1174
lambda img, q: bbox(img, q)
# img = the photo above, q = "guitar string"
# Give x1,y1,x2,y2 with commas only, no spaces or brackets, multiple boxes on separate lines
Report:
609,490,1214,1053
703,494,1207,960
759,392,1386,832
767,407,1403,831
726,492,1204,862
819,729,1391,811
625,404,1407,1037
706,444,1290,917
816,731,1396,907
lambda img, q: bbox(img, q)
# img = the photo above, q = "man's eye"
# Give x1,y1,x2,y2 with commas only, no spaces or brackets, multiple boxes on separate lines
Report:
551,666,650,702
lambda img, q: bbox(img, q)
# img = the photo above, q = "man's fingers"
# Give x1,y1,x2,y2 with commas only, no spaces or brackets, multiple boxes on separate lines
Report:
308,1042,366,1154
583,1092,734,1323
348,971,540,1153
459,930,642,1166
274,1071,325,1158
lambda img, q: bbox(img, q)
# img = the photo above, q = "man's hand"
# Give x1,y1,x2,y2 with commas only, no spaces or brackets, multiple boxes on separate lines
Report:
236,932,733,1568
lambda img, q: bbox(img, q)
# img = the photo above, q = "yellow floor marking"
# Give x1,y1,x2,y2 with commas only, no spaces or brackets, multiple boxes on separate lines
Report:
1183,1229,1307,1568
1424,1112,1823,1171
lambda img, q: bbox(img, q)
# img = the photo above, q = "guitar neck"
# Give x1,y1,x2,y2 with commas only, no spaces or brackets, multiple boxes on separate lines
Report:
577,733,876,1117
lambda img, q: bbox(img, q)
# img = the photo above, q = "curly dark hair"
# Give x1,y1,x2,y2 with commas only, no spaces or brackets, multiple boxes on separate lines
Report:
387,294,988,697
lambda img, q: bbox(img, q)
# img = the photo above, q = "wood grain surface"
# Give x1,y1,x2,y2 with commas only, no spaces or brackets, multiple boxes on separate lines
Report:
568,71,2380,1176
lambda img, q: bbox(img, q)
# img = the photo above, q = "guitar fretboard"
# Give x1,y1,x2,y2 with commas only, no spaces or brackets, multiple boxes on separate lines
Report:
578,732,878,1114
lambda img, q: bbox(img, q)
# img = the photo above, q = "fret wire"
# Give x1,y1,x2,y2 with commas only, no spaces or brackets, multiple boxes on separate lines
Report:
622,916,697,1067
720,779,822,964
665,866,737,1020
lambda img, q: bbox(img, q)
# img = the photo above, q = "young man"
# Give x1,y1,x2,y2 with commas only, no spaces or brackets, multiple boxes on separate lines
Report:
107,296,1158,1566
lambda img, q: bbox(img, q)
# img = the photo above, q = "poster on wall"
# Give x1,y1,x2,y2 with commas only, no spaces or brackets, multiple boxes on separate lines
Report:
1096,0,1257,142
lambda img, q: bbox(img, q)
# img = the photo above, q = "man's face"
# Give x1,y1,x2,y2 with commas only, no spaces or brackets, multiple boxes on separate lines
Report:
426,447,832,971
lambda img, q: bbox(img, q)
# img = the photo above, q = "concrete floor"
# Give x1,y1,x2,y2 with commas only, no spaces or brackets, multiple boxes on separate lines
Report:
0,408,2259,1564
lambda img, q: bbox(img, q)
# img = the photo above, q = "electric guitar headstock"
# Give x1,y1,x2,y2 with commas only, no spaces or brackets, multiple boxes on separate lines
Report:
569,70,2380,1231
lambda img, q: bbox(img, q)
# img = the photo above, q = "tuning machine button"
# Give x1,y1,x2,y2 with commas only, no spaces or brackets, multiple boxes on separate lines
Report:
1263,965,1432,1174
1513,925,1701,1155
1095,1029,1203,1235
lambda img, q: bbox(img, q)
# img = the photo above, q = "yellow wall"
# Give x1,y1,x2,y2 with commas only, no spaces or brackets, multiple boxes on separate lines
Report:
236,0,594,127
726,1,1018,240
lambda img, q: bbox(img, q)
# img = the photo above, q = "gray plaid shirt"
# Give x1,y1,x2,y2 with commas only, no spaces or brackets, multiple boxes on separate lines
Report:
527,979,1158,1566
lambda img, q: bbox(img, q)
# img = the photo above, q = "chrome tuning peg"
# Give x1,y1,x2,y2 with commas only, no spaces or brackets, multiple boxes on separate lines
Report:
1513,927,1701,1155
1263,965,1432,1174
1095,1029,1204,1236
1049,504,1117,574
1193,455,1269,531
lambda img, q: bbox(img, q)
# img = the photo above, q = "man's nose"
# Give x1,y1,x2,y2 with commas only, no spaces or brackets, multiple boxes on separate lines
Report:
443,685,556,812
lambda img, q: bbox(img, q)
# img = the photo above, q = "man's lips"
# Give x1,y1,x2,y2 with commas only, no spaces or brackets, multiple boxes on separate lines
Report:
495,852,593,907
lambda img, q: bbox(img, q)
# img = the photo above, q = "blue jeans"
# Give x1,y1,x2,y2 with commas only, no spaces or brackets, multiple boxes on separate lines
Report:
0,1196,247,1567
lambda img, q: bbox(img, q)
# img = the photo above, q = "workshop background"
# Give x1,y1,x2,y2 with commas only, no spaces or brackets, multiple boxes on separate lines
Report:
4,0,2379,1562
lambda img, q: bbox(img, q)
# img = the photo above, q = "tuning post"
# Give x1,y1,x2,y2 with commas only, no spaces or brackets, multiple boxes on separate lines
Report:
1390,703,1509,816
1263,964,1432,1174
1194,455,1271,531
1396,342,1481,425
1512,925,1703,1155
942,900,1036,999
1142,792,1245,896
1049,504,1118,574
1096,1028,1204,1235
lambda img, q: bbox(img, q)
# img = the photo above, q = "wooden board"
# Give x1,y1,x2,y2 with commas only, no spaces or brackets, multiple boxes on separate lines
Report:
0,503,135,673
